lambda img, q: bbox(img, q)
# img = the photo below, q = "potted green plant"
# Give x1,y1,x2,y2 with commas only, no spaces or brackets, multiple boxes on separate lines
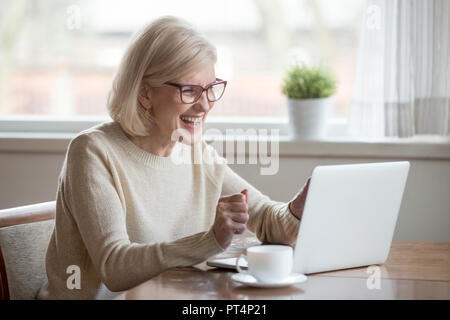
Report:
282,63,337,140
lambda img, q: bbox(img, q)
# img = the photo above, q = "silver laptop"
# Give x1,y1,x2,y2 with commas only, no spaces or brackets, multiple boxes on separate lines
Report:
207,161,410,274
293,161,409,274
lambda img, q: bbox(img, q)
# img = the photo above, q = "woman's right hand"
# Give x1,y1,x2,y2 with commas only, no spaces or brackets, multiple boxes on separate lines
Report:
212,189,249,249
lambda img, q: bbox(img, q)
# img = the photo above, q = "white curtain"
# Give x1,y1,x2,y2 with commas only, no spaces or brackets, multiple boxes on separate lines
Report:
348,0,450,138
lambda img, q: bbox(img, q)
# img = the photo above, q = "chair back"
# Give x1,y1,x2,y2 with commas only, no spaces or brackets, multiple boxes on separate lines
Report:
0,201,55,300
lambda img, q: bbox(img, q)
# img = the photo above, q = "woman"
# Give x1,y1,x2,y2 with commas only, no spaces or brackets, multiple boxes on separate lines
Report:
37,16,310,300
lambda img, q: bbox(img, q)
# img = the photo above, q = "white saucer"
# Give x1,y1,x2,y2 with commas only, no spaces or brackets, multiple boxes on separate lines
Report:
231,273,307,288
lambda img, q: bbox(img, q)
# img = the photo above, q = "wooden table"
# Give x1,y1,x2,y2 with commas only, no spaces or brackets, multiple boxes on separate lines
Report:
115,238,450,300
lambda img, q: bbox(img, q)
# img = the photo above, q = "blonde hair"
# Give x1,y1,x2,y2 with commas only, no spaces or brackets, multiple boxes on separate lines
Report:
107,16,217,136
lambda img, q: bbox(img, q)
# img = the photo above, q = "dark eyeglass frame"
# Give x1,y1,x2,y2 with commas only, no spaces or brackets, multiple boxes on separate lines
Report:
164,78,227,104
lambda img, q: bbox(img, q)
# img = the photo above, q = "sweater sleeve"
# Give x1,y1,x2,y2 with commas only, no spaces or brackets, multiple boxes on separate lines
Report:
62,134,224,292
203,143,300,245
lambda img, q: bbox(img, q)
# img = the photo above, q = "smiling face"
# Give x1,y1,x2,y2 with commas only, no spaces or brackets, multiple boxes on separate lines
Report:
140,63,216,146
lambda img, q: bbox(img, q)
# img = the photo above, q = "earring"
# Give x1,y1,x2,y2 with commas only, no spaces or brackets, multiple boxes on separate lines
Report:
139,101,151,121
144,108,151,120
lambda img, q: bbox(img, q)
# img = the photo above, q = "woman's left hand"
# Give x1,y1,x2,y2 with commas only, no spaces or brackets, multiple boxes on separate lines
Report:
288,177,311,220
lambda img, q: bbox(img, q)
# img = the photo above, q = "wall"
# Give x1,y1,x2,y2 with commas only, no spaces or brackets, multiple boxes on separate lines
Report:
1,149,449,242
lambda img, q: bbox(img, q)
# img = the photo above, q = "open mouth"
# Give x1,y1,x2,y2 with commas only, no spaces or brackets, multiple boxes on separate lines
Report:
180,115,203,128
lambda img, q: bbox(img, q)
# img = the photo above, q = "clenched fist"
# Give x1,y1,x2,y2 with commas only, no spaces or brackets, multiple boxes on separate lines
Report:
212,189,249,249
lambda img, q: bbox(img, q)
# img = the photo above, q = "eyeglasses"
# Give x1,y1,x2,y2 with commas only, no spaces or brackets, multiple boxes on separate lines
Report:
164,78,227,104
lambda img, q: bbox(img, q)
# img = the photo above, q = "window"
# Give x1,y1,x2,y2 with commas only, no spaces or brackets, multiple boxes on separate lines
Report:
0,0,363,124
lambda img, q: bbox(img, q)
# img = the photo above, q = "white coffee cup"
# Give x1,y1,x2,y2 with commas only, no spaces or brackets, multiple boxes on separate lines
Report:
236,245,293,283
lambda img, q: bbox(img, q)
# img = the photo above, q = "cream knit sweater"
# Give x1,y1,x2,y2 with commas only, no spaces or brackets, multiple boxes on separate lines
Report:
37,121,300,300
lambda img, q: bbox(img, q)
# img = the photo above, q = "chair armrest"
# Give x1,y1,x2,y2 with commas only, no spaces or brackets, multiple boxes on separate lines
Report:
0,201,56,228
0,201,56,300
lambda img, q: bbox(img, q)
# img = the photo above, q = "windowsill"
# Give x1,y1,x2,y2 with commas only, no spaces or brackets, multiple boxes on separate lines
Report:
275,135,450,160
0,131,449,160
0,115,449,159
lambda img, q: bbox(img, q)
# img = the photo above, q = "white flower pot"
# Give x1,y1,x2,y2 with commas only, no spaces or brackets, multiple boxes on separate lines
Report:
287,97,331,140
